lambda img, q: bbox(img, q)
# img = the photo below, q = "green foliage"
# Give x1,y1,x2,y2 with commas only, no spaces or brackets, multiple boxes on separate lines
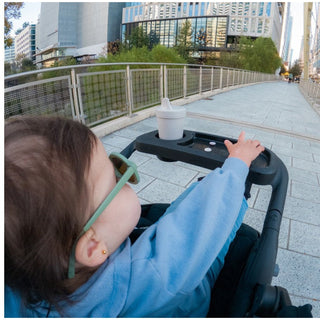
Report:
217,51,242,69
21,58,36,72
289,59,302,77
123,26,149,50
150,45,186,64
4,2,24,47
42,57,78,79
94,45,186,71
238,37,282,74
174,20,197,63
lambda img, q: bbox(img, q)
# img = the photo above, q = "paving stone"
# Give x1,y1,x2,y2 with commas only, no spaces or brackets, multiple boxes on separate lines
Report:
292,158,320,174
271,144,314,161
101,134,133,149
131,172,155,194
287,166,319,186
254,187,273,212
291,180,320,203
129,151,153,166
272,249,320,301
283,196,320,226
137,179,186,203
138,158,199,187
100,143,122,154
289,220,320,257
313,153,320,163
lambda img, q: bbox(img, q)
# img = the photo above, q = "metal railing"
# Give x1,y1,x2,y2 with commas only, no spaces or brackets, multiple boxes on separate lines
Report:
299,79,320,115
4,63,278,127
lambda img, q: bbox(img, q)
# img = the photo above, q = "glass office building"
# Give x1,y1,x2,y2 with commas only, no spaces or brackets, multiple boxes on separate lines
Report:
122,2,284,52
36,2,126,66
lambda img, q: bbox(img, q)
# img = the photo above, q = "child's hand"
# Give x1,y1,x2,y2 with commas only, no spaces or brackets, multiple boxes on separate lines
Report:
224,131,265,167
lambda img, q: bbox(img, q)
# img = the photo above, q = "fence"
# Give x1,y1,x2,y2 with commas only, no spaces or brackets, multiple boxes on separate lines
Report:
299,79,320,115
4,63,278,127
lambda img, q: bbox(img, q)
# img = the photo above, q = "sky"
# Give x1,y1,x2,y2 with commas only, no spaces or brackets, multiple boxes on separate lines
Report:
10,1,305,64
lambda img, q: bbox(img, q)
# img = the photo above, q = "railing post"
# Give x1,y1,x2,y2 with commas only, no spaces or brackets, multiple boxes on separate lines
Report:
70,68,82,123
232,69,235,86
211,67,214,91
164,65,168,98
160,65,164,101
227,68,230,87
184,65,187,98
199,66,202,94
126,64,133,117
220,67,223,89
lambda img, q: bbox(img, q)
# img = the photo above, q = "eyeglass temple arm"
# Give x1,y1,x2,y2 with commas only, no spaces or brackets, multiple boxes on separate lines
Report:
68,167,135,279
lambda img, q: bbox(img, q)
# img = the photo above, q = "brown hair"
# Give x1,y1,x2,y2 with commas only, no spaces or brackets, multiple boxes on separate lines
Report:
5,116,98,310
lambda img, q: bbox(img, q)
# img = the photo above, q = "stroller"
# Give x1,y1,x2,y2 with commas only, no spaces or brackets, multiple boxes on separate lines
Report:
121,129,313,318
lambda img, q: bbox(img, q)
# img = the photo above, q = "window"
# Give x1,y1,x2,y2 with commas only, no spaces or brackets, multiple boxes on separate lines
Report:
216,17,227,47
251,3,256,16
195,17,206,48
251,18,256,33
183,3,187,16
189,3,193,16
266,3,271,17
231,18,236,32
237,18,242,33
206,17,217,47
244,17,249,32
259,3,264,16
258,18,263,33
264,18,270,34
238,2,243,15
244,2,250,15
231,2,237,15
200,2,206,16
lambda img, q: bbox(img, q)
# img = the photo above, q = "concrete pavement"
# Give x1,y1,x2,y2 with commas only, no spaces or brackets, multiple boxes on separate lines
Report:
100,81,320,316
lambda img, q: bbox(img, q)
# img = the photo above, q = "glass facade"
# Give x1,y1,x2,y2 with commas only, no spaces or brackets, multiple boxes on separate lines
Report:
122,16,228,50
122,2,282,51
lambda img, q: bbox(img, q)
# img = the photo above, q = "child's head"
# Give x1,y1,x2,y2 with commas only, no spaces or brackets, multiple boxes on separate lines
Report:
5,116,141,308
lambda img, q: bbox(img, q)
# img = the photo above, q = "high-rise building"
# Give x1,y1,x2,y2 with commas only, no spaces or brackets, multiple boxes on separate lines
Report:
310,3,320,77
121,2,285,53
36,2,126,67
4,39,15,63
280,2,292,64
15,24,36,61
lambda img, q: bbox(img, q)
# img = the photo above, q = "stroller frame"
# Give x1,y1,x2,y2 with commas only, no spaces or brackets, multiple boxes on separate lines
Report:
121,129,310,317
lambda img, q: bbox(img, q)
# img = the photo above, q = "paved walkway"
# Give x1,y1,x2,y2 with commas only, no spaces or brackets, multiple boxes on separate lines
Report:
100,81,320,317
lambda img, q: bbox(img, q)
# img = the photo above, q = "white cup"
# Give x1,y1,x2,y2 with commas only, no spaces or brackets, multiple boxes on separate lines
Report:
156,98,186,140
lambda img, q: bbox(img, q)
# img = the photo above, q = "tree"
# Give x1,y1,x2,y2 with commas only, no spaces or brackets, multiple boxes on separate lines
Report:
21,58,36,72
238,37,282,74
4,2,24,47
125,26,149,50
289,59,301,78
148,30,160,50
174,20,196,62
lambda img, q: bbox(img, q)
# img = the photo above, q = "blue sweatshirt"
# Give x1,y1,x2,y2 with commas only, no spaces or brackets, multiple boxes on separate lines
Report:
5,157,249,317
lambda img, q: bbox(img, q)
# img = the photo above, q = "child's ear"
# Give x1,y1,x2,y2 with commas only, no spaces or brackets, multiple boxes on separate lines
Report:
75,228,109,267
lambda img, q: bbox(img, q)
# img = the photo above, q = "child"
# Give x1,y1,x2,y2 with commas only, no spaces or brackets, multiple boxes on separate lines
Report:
5,116,264,317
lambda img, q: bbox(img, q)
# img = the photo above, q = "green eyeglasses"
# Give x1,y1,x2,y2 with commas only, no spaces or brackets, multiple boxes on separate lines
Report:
68,152,140,279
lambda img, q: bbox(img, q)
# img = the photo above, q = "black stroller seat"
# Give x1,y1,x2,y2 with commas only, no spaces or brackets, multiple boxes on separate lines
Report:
123,130,313,318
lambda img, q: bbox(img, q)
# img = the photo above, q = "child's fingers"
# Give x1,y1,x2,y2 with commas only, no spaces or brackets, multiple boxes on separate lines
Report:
238,131,246,142
224,139,233,151
257,145,265,153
